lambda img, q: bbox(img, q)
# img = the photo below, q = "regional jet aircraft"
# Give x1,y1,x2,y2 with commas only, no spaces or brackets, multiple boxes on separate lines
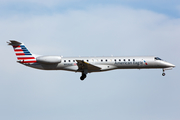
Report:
8,40,175,80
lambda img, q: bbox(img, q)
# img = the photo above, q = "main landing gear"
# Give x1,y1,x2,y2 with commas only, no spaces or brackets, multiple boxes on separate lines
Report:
80,70,88,81
162,69,166,76
80,73,87,80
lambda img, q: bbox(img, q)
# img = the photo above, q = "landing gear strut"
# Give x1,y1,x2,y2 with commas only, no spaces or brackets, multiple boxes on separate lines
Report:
162,69,166,76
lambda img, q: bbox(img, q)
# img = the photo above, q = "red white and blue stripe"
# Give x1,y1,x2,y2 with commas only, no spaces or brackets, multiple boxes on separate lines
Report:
13,45,36,63
144,60,148,65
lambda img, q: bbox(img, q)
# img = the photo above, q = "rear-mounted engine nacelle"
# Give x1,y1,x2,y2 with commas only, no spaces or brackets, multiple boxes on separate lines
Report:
36,56,61,64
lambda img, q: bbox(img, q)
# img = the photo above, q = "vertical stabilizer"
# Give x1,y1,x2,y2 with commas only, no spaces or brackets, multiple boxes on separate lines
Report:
8,40,37,63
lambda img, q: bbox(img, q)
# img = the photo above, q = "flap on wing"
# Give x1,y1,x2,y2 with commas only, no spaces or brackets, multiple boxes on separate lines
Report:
76,60,101,71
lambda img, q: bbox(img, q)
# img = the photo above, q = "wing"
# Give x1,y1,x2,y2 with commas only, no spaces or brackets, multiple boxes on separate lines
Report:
76,60,101,72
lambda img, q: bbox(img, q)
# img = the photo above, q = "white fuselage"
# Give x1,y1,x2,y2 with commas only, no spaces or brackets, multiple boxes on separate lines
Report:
8,40,175,80
23,56,175,73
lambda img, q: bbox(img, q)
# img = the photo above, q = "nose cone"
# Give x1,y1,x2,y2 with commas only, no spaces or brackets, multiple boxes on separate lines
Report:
165,62,175,68
155,60,175,69
171,64,175,68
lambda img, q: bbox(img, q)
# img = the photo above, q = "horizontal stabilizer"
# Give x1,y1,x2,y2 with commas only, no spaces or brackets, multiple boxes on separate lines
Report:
7,40,22,45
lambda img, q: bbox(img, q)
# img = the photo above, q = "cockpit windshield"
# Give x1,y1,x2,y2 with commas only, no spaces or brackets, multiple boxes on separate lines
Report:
154,57,163,61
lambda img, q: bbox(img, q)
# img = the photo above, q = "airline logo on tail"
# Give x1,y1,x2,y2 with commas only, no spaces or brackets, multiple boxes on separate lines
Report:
8,40,36,63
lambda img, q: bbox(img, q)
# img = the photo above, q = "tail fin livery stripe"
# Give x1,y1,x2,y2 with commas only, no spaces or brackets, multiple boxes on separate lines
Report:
17,57,35,60
21,48,28,50
16,53,32,56
22,61,36,63
23,51,31,53
9,40,37,63
18,59,37,63
15,51,24,53
19,59,37,63
14,49,23,52
14,47,21,49
16,53,25,56
24,53,32,55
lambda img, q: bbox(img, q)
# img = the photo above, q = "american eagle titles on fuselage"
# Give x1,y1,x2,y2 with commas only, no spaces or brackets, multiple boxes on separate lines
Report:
8,40,175,80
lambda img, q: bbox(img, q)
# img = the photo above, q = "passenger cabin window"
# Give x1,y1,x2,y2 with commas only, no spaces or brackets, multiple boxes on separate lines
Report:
133,59,135,61
87,60,89,62
128,59,130,61
69,60,71,62
155,57,162,60
119,59,121,61
124,59,126,61
114,59,116,61
106,59,107,62
73,60,75,62
101,59,103,62
64,60,66,62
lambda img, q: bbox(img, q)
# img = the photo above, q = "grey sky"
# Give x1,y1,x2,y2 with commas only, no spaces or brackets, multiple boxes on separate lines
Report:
0,1,180,120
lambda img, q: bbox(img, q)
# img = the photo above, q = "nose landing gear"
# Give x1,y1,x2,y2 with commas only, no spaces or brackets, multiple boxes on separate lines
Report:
162,69,165,76
162,73,166,76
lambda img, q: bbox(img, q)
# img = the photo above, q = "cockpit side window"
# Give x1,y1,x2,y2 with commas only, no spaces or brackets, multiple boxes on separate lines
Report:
154,57,162,60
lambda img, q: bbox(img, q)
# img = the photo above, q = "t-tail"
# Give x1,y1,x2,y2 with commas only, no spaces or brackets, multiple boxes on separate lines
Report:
7,40,37,63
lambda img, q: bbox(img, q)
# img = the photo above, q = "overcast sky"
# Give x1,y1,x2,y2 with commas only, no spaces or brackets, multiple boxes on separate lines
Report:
0,0,180,120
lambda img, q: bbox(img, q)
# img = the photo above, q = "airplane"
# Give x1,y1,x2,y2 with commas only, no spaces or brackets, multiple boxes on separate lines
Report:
7,40,175,80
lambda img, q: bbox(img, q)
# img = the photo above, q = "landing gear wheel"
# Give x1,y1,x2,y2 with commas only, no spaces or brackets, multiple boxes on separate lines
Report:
80,76,84,80
80,74,86,80
162,73,165,76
